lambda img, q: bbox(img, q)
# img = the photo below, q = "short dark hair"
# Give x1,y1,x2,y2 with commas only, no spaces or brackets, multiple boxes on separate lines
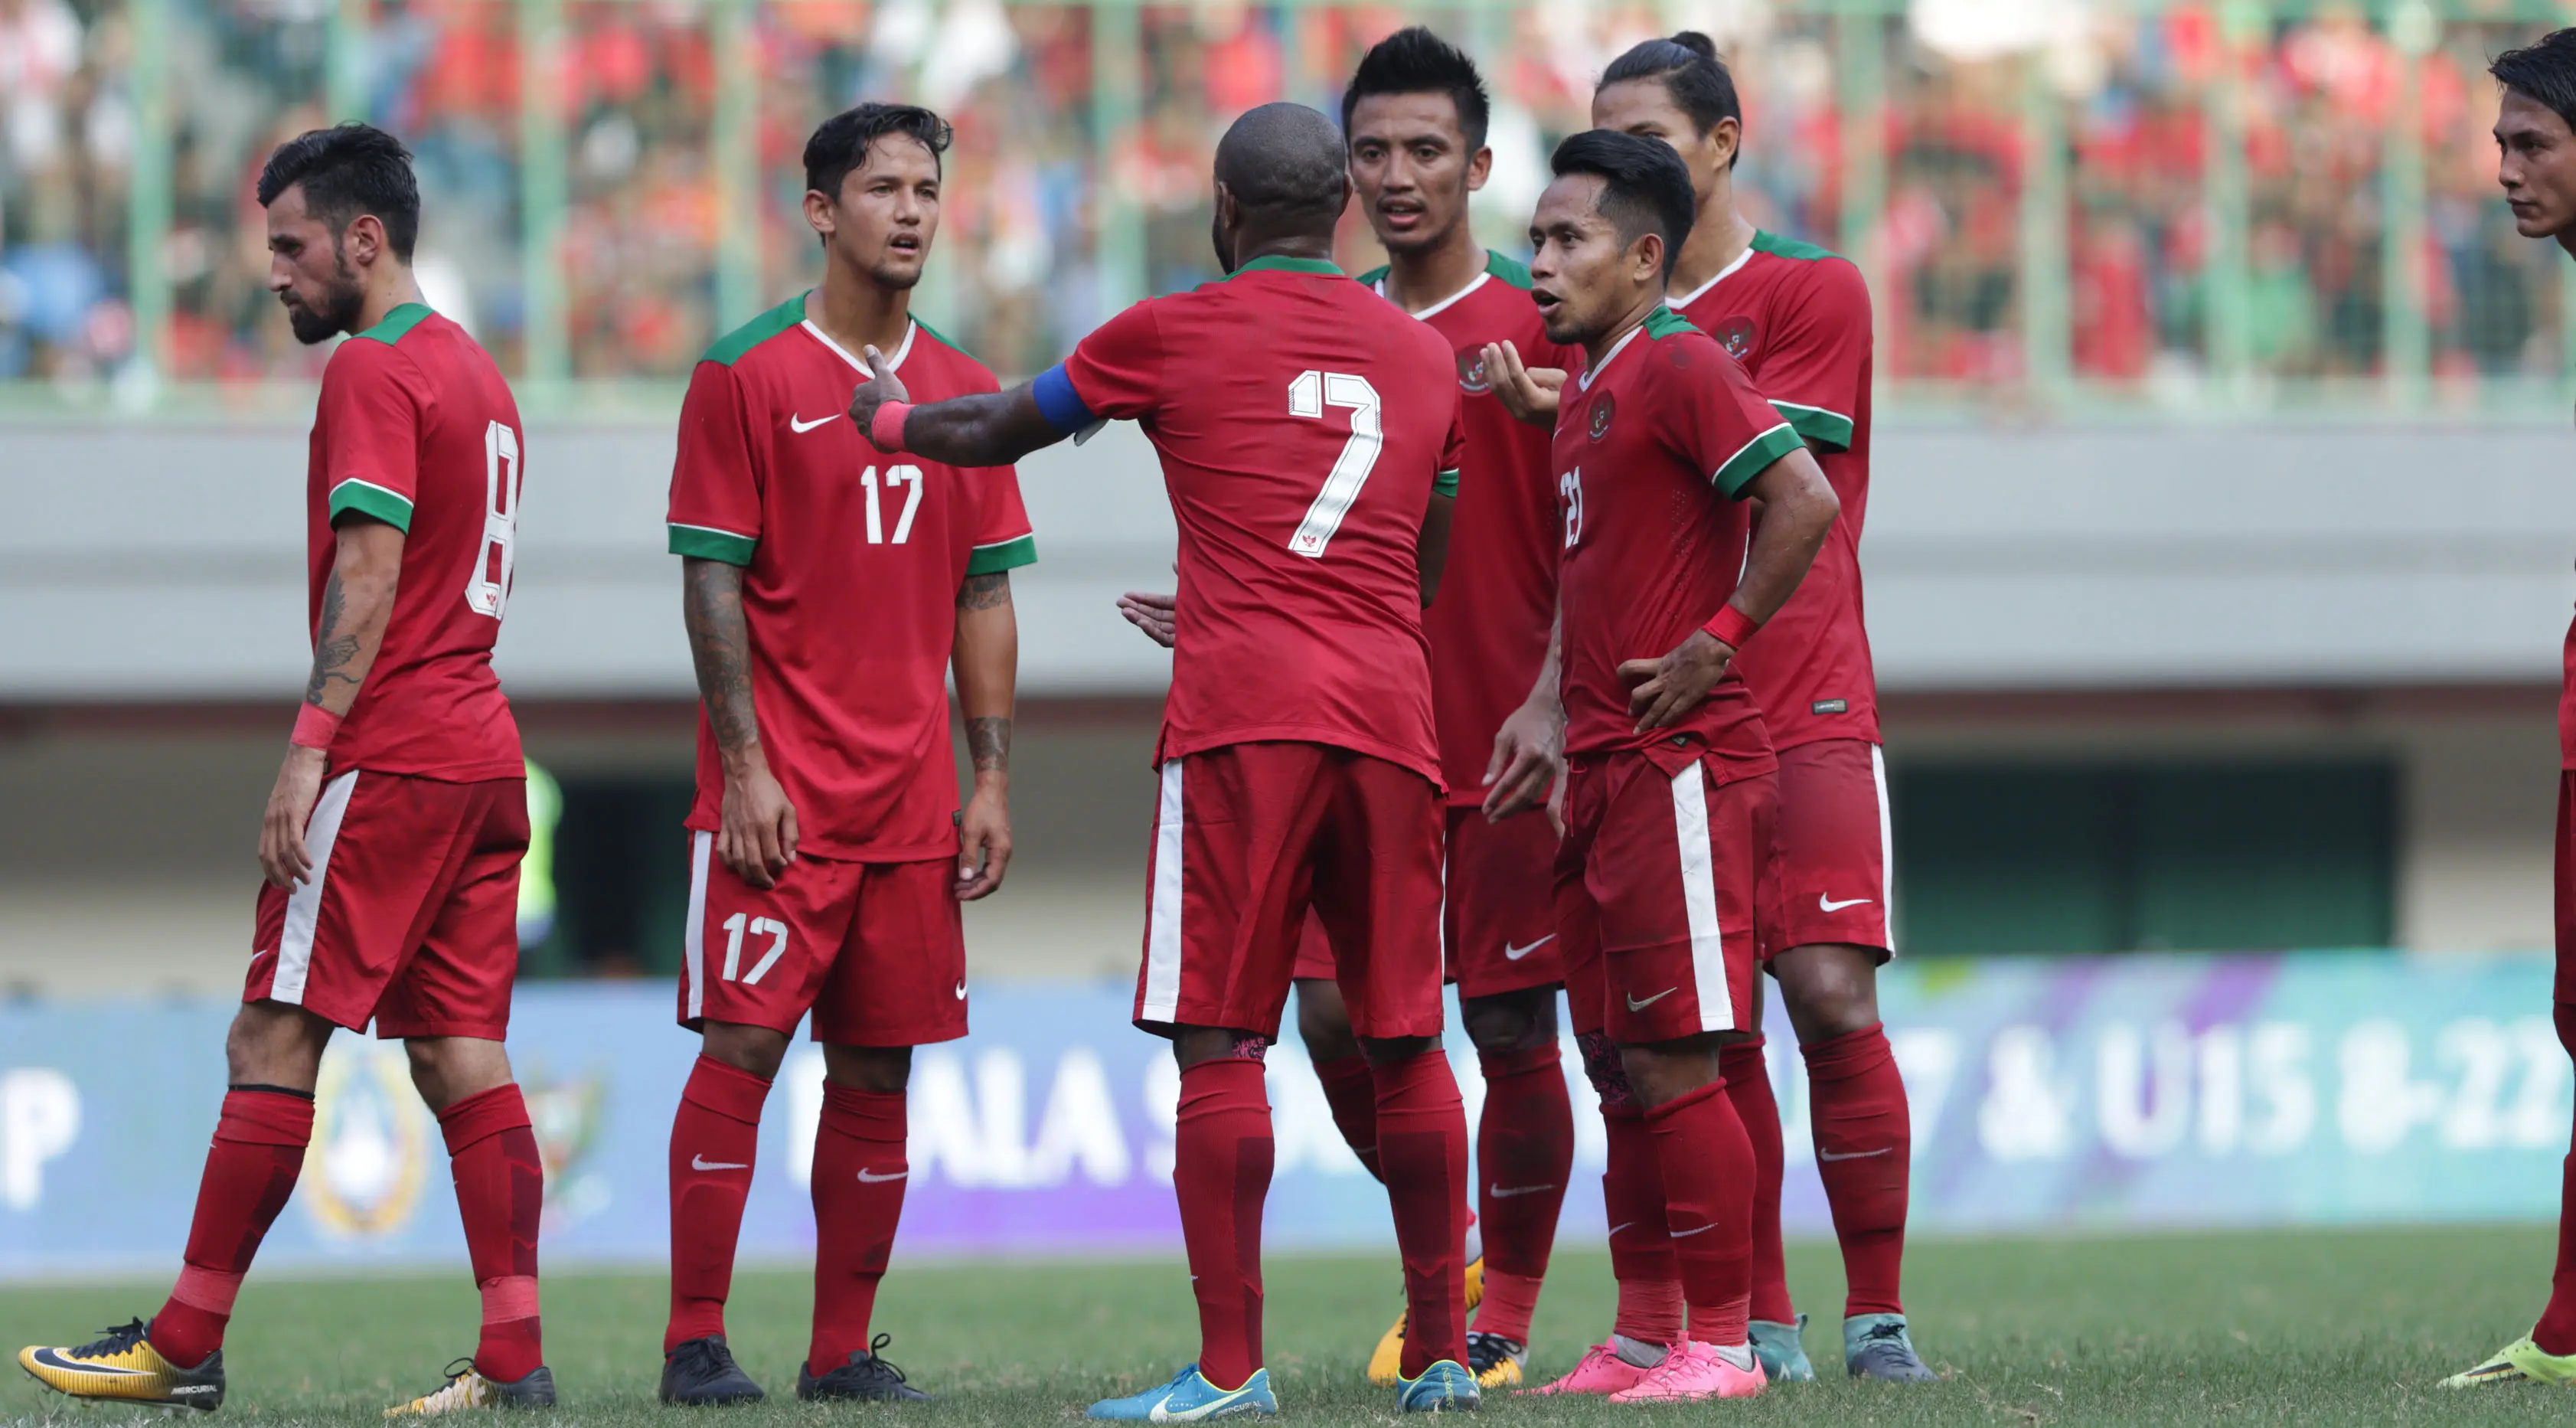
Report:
1600,31,1743,164
256,123,421,262
1213,103,1349,226
2494,29,2576,137
1342,26,1490,152
805,103,954,201
1550,129,1696,278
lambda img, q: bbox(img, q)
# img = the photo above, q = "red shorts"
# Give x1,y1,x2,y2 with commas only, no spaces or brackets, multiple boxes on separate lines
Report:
1139,741,1445,1041
2557,770,2575,1005
1291,805,1563,997
1760,739,1895,961
679,833,966,1047
246,771,527,1040
1557,743,1775,1044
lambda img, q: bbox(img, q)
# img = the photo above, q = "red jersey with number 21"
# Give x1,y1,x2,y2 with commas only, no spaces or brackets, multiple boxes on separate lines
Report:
1555,308,1804,766
1063,257,1466,786
307,302,524,783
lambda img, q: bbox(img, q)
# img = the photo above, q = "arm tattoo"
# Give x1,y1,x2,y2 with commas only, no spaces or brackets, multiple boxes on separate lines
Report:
683,558,762,754
965,715,1011,773
956,570,1013,611
304,570,365,704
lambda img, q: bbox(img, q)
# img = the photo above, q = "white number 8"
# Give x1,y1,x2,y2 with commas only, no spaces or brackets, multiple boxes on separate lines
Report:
465,420,521,619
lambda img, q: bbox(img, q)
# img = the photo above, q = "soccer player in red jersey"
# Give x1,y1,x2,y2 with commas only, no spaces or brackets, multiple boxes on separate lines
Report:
1116,31,1581,1391
2445,28,2576,1390
1486,129,1837,1403
15,125,552,1416
848,102,1481,1417
655,104,1032,1407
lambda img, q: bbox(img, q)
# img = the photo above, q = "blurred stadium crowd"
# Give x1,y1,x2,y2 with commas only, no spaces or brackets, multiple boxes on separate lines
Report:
0,0,2565,394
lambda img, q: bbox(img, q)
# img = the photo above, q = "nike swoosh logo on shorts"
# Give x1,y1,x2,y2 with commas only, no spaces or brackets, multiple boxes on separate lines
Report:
1819,894,1874,912
857,1168,909,1182
1817,1147,1893,1162
789,413,840,433
1627,987,1677,1011
1669,1223,1715,1238
1607,1222,1636,1238
692,1155,749,1171
1490,1183,1557,1198
955,980,968,1000
1503,935,1556,961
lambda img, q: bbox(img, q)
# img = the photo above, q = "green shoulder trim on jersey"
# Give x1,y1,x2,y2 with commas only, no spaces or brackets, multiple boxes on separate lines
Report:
1356,264,1391,287
1711,422,1804,498
966,533,1038,576
1432,468,1461,499
1232,255,1344,278
669,522,758,566
328,477,415,531
351,302,433,346
702,293,808,367
1771,400,1855,453
1642,306,1698,340
1750,230,1842,264
912,314,966,355
1483,250,1534,289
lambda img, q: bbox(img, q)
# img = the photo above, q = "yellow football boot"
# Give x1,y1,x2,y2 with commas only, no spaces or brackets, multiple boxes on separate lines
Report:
384,1359,558,1415
1366,1255,1484,1386
2442,1336,2576,1388
18,1318,224,1410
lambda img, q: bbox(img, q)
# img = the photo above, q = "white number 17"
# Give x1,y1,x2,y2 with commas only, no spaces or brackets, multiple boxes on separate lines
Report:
1285,369,1383,558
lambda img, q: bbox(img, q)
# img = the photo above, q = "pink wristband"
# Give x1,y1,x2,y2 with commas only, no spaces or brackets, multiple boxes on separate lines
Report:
1702,604,1761,652
290,703,342,750
870,400,912,452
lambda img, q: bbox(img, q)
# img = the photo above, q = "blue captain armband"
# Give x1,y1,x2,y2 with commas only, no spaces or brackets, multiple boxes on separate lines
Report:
1032,364,1099,435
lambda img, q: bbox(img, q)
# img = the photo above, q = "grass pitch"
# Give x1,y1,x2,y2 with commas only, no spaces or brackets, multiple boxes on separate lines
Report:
3,1227,2571,1424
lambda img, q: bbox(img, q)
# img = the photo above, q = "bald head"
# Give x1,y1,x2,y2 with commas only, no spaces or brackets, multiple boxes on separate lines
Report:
1213,102,1349,230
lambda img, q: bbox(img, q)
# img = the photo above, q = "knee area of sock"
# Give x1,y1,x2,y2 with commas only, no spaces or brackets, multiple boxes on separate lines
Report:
1800,1021,1894,1078
819,1081,907,1138
1477,1041,1564,1083
1716,1038,1768,1079
216,1087,317,1146
436,1083,533,1156
1641,1076,1731,1125
1366,1044,1461,1109
684,1053,775,1122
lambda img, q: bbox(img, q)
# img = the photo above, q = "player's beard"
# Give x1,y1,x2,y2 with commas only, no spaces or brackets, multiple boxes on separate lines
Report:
286,246,367,345
864,257,924,292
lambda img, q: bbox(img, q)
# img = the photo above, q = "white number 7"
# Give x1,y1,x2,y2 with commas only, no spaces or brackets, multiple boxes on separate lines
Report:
1285,370,1383,558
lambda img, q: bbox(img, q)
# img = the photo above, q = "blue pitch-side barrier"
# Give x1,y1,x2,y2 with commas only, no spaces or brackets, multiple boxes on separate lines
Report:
0,950,2568,1279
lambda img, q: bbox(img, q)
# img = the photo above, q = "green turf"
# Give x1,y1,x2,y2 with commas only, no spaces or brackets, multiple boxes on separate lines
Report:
4,1227,2572,1423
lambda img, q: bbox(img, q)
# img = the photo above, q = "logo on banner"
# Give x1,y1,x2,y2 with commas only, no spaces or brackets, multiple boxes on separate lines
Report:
302,1042,431,1239
525,1069,612,1230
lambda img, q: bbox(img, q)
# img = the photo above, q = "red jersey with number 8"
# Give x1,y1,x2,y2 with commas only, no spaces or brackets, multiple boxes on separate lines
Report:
1061,257,1466,786
306,302,524,783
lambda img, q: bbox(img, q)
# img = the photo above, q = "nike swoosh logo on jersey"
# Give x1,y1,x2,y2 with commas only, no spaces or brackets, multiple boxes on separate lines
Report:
1819,895,1874,912
788,413,840,433
1627,987,1677,1011
955,980,968,1000
1503,935,1556,962
691,1155,750,1171
1490,1183,1557,1198
1817,1147,1894,1162
1669,1223,1715,1238
857,1168,909,1182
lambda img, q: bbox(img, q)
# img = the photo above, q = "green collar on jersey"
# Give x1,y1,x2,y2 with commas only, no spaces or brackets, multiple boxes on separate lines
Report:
1642,305,1698,339
1750,229,1842,263
351,302,433,346
1356,249,1533,292
1230,255,1344,278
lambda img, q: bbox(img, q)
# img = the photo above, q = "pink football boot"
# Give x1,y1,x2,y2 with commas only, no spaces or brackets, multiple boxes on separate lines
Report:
1521,1340,1653,1397
1607,1340,1767,1403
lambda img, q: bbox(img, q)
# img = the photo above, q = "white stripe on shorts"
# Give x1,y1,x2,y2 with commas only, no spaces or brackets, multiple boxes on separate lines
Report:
273,770,361,1006
683,831,713,1020
1141,760,1187,1024
1667,765,1736,1032
1872,744,1898,957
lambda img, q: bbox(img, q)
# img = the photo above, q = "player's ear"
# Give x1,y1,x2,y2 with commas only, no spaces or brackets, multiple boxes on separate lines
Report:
1466,145,1494,193
1710,116,1741,169
803,188,836,244
1633,230,1664,286
344,212,384,270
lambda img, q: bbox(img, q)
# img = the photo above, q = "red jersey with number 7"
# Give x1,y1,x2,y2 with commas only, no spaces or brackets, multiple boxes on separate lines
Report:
1060,256,1466,786
306,302,525,783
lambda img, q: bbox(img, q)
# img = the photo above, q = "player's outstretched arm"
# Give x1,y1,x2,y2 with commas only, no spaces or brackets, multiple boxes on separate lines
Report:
1619,446,1839,733
260,517,404,887
849,346,1066,467
1479,339,1566,428
952,571,1017,901
684,556,798,889
1416,491,1455,606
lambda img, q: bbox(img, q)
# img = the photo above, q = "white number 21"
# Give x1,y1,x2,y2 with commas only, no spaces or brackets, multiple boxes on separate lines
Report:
1285,369,1383,558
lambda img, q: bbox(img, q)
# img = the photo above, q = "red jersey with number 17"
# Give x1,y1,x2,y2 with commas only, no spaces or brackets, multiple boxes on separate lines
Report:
1061,256,1466,786
1554,308,1804,765
306,302,524,783
1673,231,1878,751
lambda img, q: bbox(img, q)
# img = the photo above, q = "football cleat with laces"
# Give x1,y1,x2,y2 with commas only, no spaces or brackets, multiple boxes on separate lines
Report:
383,1359,557,1415
1519,1338,1652,1397
659,1336,764,1405
1844,1313,1937,1382
798,1333,930,1402
18,1319,224,1411
1750,1315,1816,1383
1464,1330,1523,1390
1366,1255,1484,1386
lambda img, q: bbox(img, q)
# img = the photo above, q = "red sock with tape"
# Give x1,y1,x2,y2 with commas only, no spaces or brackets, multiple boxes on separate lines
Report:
1472,1044,1573,1345
152,1087,315,1369
1645,1077,1755,1351
439,1083,545,1383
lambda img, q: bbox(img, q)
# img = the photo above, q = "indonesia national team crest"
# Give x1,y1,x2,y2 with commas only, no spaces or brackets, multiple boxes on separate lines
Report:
302,1038,433,1239
1714,315,1758,361
1457,351,1491,395
1588,393,1616,442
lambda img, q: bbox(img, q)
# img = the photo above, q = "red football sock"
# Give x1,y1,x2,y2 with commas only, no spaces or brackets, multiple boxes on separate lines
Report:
2535,1004,2576,1355
1646,1077,1755,1350
1311,1052,1384,1183
1175,1057,1273,1390
152,1088,315,1368
1720,1039,1794,1325
438,1083,544,1384
1471,1044,1572,1345
1600,1103,1683,1347
808,1083,909,1376
1804,1023,1911,1318
664,1055,770,1352
1372,1047,1468,1377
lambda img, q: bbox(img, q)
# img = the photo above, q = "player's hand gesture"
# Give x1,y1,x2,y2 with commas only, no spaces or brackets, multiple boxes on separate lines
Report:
1481,341,1566,428
955,782,1014,900
1118,589,1177,648
257,743,329,887
719,750,799,889
1620,629,1734,734
1484,693,1566,834
847,345,913,452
